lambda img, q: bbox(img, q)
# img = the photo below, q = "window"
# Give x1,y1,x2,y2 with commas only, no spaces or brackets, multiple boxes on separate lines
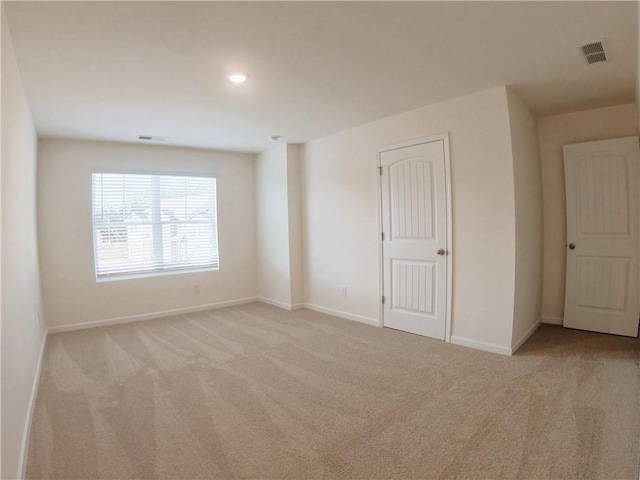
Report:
92,172,219,280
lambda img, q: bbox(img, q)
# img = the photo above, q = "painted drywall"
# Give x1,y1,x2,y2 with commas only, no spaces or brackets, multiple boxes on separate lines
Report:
1,8,47,478
37,139,257,328
538,104,639,322
255,143,305,308
506,88,543,350
637,6,640,127
286,144,304,306
255,145,292,306
303,86,517,350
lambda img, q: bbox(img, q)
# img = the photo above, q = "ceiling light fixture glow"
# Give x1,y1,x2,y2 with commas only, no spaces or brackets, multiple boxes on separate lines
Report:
229,73,247,84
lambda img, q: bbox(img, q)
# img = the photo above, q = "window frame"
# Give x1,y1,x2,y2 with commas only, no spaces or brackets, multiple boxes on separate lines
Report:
91,170,220,282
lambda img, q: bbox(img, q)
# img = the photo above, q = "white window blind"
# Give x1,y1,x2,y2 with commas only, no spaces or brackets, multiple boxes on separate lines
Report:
92,172,219,280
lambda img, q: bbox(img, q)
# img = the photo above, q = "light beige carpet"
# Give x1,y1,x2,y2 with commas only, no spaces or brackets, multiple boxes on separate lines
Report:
27,303,640,479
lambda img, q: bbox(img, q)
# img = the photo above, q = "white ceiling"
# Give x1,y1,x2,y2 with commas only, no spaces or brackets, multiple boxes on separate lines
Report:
4,1,637,154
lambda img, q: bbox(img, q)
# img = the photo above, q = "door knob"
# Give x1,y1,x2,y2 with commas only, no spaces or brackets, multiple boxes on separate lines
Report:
569,243,576,250
437,248,446,256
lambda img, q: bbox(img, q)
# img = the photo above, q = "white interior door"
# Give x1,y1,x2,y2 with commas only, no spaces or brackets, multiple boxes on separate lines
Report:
563,136,640,337
380,139,448,339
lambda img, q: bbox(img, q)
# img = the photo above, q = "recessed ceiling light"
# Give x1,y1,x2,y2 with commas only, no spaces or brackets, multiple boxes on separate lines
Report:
229,73,247,84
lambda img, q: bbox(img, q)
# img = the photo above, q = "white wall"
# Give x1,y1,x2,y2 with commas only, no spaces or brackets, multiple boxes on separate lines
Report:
37,139,257,328
286,144,304,307
506,88,543,350
303,86,518,351
256,145,292,306
255,143,305,308
637,6,640,127
538,104,639,322
1,8,47,478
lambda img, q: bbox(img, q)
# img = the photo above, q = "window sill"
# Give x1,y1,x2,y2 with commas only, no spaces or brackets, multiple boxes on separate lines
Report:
96,266,219,282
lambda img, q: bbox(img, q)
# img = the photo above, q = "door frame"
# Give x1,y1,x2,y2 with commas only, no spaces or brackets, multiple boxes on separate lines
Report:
376,133,453,342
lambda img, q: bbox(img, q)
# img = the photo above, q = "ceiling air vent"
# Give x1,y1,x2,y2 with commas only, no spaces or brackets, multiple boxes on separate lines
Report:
138,135,168,142
578,40,608,65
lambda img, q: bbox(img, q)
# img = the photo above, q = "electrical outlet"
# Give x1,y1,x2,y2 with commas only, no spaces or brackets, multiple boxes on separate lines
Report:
193,284,200,293
340,285,347,297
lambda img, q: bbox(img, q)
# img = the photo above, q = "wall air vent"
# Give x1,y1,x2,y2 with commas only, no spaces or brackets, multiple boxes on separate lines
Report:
138,135,168,141
578,40,608,65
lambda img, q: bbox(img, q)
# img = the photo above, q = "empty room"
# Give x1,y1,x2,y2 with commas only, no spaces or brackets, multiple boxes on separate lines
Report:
2,1,640,479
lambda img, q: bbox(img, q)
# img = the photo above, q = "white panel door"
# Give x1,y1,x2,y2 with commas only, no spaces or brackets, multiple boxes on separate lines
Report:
563,136,640,337
380,140,448,339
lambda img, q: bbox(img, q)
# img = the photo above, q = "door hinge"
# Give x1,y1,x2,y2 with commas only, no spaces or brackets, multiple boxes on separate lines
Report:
382,295,386,305
381,231,385,241
378,166,383,175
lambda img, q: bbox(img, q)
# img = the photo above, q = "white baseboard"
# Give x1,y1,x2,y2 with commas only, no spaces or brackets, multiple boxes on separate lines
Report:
511,320,541,354
450,335,512,356
303,303,379,327
18,331,48,479
48,297,259,334
257,297,296,311
541,315,563,325
256,297,305,311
